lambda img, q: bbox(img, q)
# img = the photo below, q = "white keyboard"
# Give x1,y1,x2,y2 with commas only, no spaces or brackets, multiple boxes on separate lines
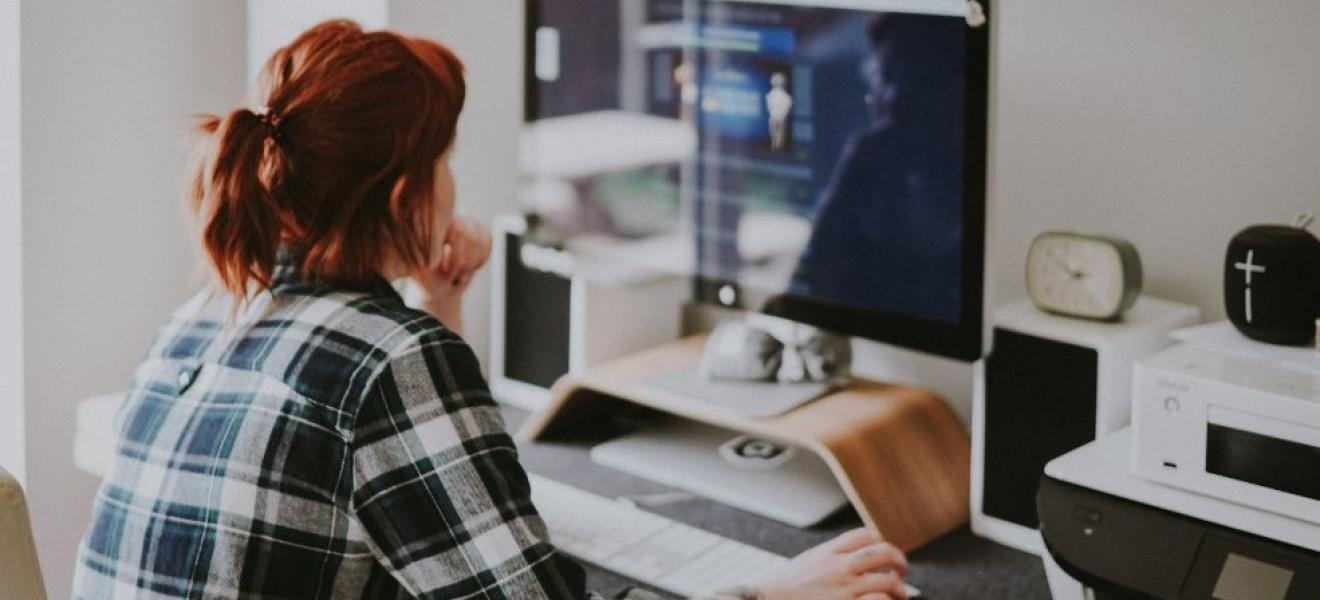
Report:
529,474,921,598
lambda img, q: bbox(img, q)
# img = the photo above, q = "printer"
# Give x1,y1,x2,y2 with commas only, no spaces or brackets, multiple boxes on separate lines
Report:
1039,429,1320,600
1038,324,1320,599
1131,325,1320,523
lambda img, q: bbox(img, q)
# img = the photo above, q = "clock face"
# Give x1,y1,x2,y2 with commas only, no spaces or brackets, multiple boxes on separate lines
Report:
1027,233,1140,320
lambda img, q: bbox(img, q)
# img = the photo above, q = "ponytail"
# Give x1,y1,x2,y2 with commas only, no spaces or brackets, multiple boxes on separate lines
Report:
190,109,285,298
185,20,466,301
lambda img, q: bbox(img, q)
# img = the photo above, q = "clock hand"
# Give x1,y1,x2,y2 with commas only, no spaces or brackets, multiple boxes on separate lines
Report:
1051,256,1084,279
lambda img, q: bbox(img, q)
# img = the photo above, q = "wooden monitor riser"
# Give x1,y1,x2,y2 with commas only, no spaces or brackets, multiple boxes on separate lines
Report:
519,336,971,552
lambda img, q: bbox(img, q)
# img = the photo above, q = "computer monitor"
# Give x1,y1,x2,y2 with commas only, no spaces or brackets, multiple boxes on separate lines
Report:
523,0,990,361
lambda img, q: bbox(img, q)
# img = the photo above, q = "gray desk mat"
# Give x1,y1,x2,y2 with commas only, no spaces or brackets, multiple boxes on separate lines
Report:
503,407,1050,599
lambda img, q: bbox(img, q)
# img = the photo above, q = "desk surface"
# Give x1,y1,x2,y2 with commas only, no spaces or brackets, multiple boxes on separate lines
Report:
73,394,1049,599
503,406,1051,599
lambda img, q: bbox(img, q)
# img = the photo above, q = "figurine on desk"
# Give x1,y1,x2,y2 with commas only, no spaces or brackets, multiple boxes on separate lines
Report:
690,315,852,417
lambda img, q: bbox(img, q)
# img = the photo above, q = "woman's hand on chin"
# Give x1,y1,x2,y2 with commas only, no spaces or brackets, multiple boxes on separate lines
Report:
410,215,492,335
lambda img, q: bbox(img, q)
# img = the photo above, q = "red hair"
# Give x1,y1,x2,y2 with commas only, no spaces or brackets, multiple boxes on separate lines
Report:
189,20,466,298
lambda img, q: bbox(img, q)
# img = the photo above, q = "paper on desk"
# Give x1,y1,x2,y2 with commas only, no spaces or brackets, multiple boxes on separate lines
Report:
1171,321,1320,374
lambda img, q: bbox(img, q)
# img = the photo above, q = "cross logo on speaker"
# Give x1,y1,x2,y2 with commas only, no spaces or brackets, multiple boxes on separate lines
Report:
1233,249,1267,323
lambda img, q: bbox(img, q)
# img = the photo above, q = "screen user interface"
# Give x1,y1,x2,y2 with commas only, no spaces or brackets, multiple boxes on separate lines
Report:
527,0,975,325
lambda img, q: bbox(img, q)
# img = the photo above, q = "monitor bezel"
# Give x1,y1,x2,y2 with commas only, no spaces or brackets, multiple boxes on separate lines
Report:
697,1,990,362
524,0,992,362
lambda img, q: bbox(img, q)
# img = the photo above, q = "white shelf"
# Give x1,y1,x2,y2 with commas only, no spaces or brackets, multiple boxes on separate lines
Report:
520,111,697,180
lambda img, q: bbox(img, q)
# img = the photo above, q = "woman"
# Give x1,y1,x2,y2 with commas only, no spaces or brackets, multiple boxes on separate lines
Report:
72,20,910,600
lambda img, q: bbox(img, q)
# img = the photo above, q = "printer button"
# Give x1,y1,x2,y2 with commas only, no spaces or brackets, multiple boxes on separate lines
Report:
1071,505,1102,525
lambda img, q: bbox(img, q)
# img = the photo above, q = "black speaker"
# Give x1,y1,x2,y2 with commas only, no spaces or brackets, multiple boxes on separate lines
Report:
982,328,1097,530
489,215,687,409
971,299,1199,553
1224,224,1320,346
502,230,572,390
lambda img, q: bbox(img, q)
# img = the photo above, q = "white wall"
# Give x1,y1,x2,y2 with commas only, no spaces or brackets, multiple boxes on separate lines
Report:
21,2,246,594
383,1,1320,421
247,0,387,82
389,0,526,365
990,1,1320,315
0,0,22,485
858,0,1320,420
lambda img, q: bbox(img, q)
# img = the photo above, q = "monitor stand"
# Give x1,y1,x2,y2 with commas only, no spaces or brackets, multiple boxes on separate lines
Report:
518,335,971,551
641,363,836,418
590,418,850,528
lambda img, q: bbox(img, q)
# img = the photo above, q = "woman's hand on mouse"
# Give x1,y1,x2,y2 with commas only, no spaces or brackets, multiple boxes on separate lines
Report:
741,528,909,600
411,215,492,334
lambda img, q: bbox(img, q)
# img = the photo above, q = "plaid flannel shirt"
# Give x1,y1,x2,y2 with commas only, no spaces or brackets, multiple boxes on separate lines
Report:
73,255,596,599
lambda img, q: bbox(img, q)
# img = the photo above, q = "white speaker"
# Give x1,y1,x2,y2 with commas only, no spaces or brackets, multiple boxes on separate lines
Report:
490,214,688,411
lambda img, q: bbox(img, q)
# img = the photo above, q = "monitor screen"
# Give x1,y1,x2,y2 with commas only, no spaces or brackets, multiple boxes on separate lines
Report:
524,0,989,360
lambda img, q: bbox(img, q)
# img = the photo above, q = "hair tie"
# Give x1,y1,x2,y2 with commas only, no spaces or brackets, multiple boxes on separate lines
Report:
254,106,284,142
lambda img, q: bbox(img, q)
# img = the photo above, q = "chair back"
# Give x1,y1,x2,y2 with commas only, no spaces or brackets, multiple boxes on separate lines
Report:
0,466,46,600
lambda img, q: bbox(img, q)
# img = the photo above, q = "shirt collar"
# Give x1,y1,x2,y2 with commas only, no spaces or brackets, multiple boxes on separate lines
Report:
270,246,402,300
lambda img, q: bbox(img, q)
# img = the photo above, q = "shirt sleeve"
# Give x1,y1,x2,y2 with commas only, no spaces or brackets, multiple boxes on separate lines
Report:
349,329,590,599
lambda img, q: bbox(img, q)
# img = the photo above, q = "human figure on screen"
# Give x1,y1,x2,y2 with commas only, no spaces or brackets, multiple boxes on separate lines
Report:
766,72,794,151
788,14,967,324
